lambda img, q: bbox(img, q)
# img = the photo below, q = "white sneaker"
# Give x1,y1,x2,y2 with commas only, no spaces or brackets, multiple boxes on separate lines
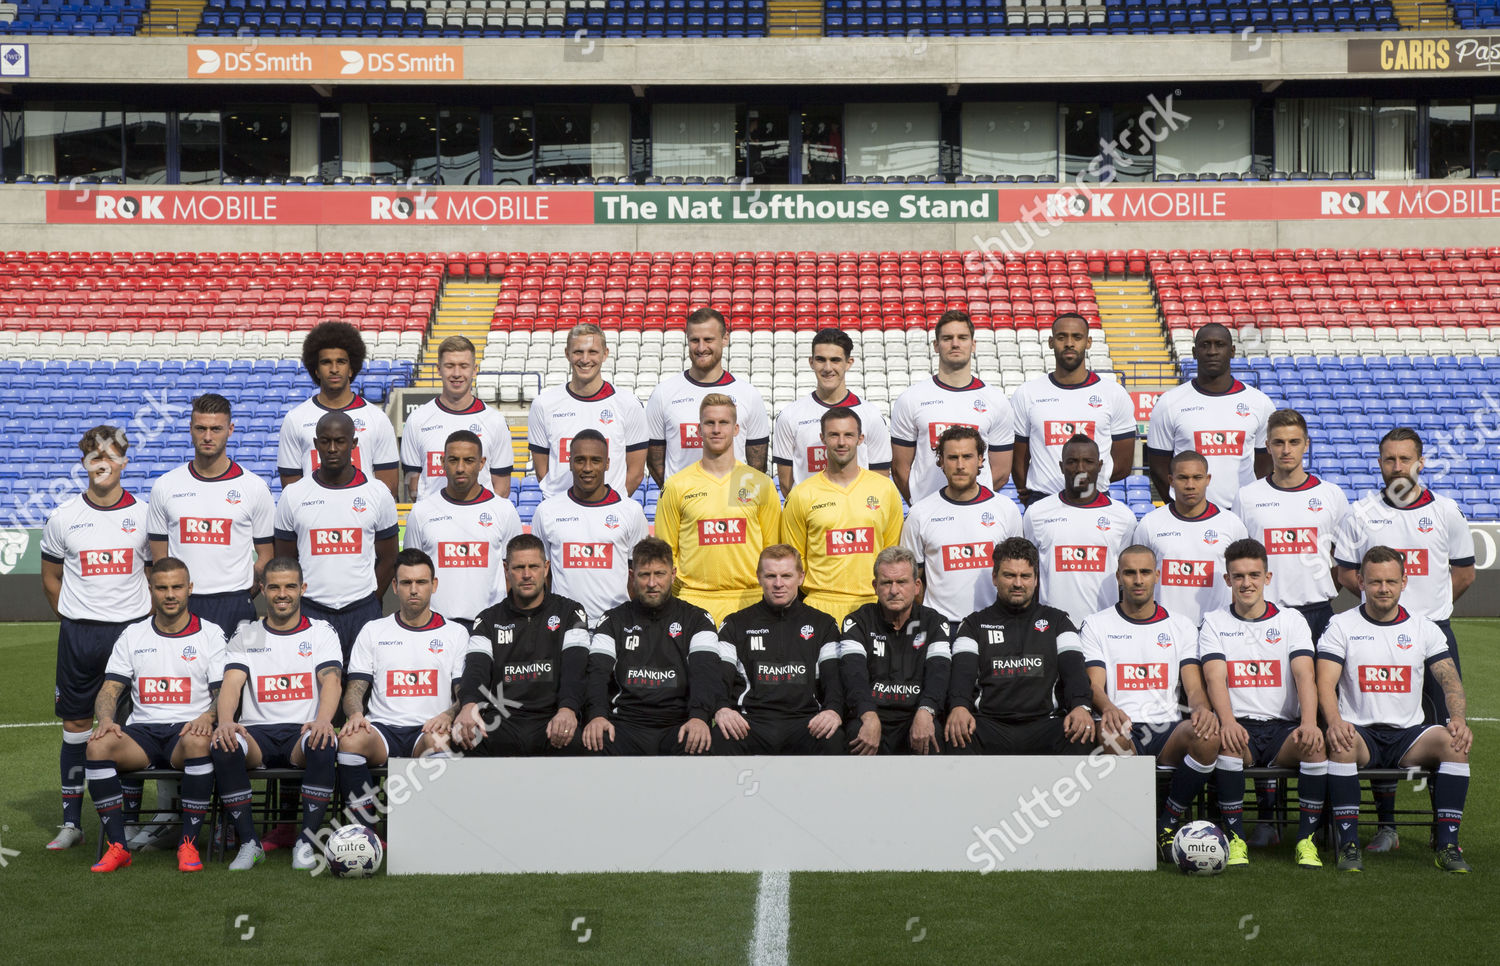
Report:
46,825,84,850
128,816,179,852
227,842,265,871
291,840,319,872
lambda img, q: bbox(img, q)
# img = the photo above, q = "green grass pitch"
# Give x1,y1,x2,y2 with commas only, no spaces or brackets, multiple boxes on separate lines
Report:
1,619,1495,965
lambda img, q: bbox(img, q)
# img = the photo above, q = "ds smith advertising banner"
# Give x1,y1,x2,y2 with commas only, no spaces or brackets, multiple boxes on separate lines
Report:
44,183,1500,226
188,44,463,80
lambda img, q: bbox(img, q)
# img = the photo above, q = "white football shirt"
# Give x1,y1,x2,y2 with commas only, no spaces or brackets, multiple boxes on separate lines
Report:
1332,488,1474,622
41,491,152,622
1079,603,1198,727
1022,492,1139,626
402,487,522,621
1132,502,1249,626
530,487,648,623
273,469,398,609
899,485,1023,621
224,615,343,727
1317,605,1450,730
1144,378,1275,512
772,390,893,488
889,375,1015,503
1197,603,1314,722
1237,475,1351,607
347,612,469,728
528,381,649,500
399,397,514,501
146,462,274,595
104,615,227,726
277,396,399,480
645,370,772,479
1008,371,1138,498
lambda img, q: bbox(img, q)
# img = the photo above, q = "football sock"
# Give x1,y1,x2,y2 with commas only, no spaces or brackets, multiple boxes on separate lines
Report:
1160,755,1216,828
337,752,379,828
1255,778,1279,821
86,761,126,845
180,756,213,845
1372,779,1397,826
60,730,89,828
300,743,337,846
1328,761,1360,848
1433,762,1470,849
211,745,258,847
121,780,143,824
1296,761,1328,841
1214,756,1246,839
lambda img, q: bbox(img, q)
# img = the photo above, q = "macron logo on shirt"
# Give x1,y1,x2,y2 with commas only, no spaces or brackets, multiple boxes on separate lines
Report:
310,528,363,555
256,673,311,702
1193,430,1245,456
140,676,190,703
180,517,231,545
1044,420,1096,447
81,548,133,576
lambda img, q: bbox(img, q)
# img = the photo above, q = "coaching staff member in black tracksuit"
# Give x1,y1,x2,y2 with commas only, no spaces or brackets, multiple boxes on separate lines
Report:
452,533,590,756
581,537,723,755
712,544,845,755
946,536,1095,754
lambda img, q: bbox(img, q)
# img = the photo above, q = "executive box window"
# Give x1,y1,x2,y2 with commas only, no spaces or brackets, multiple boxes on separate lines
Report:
369,105,439,182
1476,101,1500,175
493,110,534,185
536,104,628,181
22,103,122,179
960,102,1056,179
741,106,789,184
178,111,221,185
122,111,168,184
1429,99,1472,178
439,109,482,185
843,102,940,179
222,107,292,181
802,108,842,184
1374,101,1417,180
1153,100,1252,177
1274,98,1372,175
652,103,735,179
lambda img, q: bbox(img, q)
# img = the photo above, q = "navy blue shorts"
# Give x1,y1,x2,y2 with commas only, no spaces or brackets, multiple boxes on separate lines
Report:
1131,719,1181,758
373,721,424,759
1240,717,1297,767
246,723,305,767
124,722,185,768
303,594,382,660
55,617,137,719
190,590,257,639
1353,723,1436,769
1289,600,1334,643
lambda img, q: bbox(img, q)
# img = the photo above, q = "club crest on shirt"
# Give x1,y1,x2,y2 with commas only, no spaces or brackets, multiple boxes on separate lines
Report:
1088,394,1103,409
972,398,988,413
225,489,243,505
1235,402,1250,417
1396,633,1413,650
1417,516,1434,533
1203,529,1220,545
737,486,755,505
604,514,620,530
913,632,927,650
352,497,368,513
1265,628,1281,645
1156,633,1173,648
121,517,138,534
297,640,313,657
1096,516,1111,531
598,408,615,426
1034,618,1050,632
547,615,561,631
800,624,815,640
428,638,444,654
469,422,483,436
668,622,682,638
353,417,367,432
1308,497,1323,512
181,645,197,662
866,495,881,511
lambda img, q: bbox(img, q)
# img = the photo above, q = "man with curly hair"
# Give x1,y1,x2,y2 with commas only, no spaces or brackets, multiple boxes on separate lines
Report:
277,322,399,499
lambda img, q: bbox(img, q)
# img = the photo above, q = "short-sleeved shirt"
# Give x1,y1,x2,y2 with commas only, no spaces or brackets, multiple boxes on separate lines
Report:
1079,603,1198,727
399,396,514,500
402,487,522,622
1197,603,1314,722
1332,488,1475,622
899,486,1023,621
1237,475,1352,607
41,491,152,622
277,395,399,480
224,615,343,727
530,487,648,624
773,390,893,488
104,615,227,725
889,374,1015,503
1008,371,1138,497
781,469,904,602
273,469,398,609
1317,605,1450,730
656,461,782,598
645,370,772,479
527,381,649,500
1132,502,1249,627
1144,378,1275,512
1022,492,1139,627
146,462,274,596
347,612,469,728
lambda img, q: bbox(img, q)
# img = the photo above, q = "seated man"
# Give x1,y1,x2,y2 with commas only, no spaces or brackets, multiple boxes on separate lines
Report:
838,547,953,755
211,556,344,872
946,537,1094,755
1318,545,1473,874
580,538,723,756
85,558,228,873
712,544,845,756
336,549,470,829
1081,545,1222,863
453,534,591,756
1199,538,1325,869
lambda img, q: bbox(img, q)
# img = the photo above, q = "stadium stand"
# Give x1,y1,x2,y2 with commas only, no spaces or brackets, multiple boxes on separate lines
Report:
0,0,146,35
1453,0,1500,28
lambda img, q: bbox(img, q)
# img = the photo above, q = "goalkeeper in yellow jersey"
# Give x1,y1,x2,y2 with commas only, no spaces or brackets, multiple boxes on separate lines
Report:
656,394,783,625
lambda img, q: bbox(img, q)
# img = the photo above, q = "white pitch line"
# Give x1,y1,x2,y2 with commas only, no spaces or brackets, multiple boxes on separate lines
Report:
749,870,790,966
0,722,60,729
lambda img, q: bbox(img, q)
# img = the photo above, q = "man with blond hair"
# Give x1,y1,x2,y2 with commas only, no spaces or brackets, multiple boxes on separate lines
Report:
401,335,513,501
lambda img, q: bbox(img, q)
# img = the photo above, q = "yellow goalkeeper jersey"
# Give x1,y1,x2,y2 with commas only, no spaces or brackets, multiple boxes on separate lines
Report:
781,469,904,602
657,461,783,596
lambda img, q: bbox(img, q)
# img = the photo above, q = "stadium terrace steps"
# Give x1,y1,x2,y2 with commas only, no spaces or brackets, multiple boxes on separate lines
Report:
139,0,205,34
767,0,820,35
1391,0,1455,29
1091,276,1174,391
416,280,504,388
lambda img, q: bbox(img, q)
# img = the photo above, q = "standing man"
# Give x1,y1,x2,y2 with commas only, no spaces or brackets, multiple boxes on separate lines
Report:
946,537,1095,755
781,408,904,623
148,393,274,638
838,547,954,755
900,425,1022,622
1132,450,1249,627
273,411,398,658
41,425,151,852
1081,545,1221,862
1318,546,1473,874
403,430,522,630
211,556,344,872
1333,427,1474,852
1009,312,1138,505
655,395,783,626
530,430,648,625
401,335,513,501
711,545,846,756
1144,322,1273,512
529,322,647,500
889,309,1014,504
453,534,591,757
646,308,771,486
579,538,723,756
1023,435,1138,626
773,327,892,494
278,321,399,499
